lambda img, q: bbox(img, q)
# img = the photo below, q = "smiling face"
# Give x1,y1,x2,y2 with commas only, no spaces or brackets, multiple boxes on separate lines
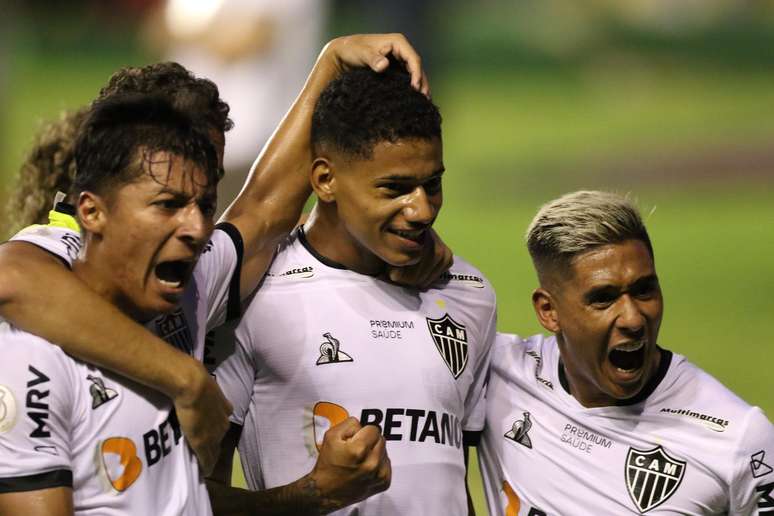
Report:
534,239,664,407
76,150,216,321
309,137,444,274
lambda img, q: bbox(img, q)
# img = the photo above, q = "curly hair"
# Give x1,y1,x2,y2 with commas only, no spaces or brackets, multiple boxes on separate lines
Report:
5,108,88,235
311,60,441,160
5,62,231,234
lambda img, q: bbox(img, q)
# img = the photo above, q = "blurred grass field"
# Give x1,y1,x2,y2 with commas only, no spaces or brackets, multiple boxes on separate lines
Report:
2,26,773,515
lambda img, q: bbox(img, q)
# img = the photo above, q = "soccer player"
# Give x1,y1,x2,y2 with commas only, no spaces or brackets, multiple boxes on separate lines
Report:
0,94,230,514
210,62,497,515
478,190,774,514
0,35,438,513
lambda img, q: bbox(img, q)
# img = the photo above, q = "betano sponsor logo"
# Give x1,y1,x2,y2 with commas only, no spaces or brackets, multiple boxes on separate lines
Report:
101,437,143,492
659,407,729,432
311,401,463,451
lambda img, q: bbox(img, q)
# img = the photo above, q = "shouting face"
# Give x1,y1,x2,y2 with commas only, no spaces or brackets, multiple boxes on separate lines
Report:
535,239,664,407
77,151,217,321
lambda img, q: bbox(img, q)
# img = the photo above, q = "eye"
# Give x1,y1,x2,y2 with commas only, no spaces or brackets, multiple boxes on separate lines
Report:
586,288,619,308
155,198,185,210
199,199,217,218
424,177,443,195
630,278,660,300
379,183,412,196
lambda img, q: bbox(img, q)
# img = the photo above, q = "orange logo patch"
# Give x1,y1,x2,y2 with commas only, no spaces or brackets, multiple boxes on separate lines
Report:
503,480,521,516
312,401,349,451
101,437,143,491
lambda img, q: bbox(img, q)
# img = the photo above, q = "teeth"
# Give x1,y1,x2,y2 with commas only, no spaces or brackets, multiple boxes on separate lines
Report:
393,229,423,239
158,279,182,288
614,341,644,353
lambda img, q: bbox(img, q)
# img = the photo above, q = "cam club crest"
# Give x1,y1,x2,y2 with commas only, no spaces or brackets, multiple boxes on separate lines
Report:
426,313,468,379
316,333,353,365
625,445,686,513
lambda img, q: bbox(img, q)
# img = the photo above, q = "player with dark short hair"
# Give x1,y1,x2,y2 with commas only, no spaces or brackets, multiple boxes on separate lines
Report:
210,61,496,515
479,190,774,515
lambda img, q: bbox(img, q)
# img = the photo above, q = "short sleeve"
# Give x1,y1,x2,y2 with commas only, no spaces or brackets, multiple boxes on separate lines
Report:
210,322,257,426
194,223,244,330
729,407,774,514
7,224,81,268
462,302,497,442
0,327,76,492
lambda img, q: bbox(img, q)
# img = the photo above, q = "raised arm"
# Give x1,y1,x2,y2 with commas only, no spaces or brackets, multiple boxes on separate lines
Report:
220,33,429,299
0,241,231,474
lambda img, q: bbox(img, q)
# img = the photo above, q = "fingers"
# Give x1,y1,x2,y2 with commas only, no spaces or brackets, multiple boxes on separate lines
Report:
326,416,362,441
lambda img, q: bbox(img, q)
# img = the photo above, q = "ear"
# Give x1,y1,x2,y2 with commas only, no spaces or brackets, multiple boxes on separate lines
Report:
310,157,336,203
532,287,560,333
77,191,108,235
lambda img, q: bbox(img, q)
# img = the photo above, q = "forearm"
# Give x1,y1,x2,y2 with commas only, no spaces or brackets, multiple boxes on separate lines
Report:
207,475,334,516
0,242,197,399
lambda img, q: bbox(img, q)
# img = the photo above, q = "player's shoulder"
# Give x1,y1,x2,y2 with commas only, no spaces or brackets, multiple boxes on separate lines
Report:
658,351,766,432
0,323,79,379
433,255,496,305
492,332,556,372
262,228,319,281
8,221,81,266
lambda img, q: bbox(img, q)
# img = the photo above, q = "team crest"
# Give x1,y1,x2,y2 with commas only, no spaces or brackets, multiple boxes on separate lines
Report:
316,333,353,365
426,314,468,379
504,412,533,448
625,446,686,513
155,309,193,355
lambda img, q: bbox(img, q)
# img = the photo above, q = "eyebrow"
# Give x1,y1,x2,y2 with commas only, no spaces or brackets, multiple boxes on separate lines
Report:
582,274,659,303
379,167,446,182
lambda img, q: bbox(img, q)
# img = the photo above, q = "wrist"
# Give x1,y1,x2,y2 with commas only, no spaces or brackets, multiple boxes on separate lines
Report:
165,352,207,402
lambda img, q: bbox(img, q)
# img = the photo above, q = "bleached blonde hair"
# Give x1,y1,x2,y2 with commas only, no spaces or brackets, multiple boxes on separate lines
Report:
526,190,653,281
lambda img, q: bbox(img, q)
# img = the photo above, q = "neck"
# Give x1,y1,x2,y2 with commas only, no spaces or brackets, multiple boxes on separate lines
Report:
303,204,385,276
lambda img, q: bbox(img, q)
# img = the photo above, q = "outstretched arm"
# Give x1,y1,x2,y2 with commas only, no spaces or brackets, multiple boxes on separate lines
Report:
220,33,430,299
207,418,390,515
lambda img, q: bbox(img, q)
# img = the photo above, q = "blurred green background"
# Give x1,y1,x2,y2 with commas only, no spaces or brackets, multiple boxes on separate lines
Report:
2,1,773,513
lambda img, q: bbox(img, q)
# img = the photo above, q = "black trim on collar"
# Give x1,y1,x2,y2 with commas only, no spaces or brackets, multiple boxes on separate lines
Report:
297,226,350,271
558,347,673,407
0,469,73,493
214,222,244,322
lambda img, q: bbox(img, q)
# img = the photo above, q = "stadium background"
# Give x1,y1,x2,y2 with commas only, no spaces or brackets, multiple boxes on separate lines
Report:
1,1,772,512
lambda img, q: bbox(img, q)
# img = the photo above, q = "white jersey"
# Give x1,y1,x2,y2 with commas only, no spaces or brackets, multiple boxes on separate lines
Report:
0,217,244,514
479,333,774,515
211,228,497,516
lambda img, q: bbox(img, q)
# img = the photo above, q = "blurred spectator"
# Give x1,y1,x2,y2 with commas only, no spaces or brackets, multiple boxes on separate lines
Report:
144,0,327,213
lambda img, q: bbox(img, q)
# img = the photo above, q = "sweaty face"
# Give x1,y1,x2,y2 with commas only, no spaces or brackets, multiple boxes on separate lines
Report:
329,138,444,273
551,239,663,407
97,151,217,320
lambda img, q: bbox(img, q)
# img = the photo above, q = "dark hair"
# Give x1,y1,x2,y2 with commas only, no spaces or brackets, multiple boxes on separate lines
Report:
73,94,219,198
311,60,441,159
5,62,230,235
99,62,233,134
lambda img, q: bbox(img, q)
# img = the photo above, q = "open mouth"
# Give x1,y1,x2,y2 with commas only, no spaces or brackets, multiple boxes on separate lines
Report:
154,259,194,290
608,341,646,373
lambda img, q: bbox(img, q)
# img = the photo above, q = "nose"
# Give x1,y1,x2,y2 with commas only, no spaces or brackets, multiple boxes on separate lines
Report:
616,295,646,339
178,204,210,249
403,186,438,226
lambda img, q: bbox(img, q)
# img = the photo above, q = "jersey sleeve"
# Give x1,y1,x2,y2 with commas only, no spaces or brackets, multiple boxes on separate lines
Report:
7,224,81,268
729,407,774,514
0,327,76,493
210,322,257,426
461,301,497,443
194,222,244,331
